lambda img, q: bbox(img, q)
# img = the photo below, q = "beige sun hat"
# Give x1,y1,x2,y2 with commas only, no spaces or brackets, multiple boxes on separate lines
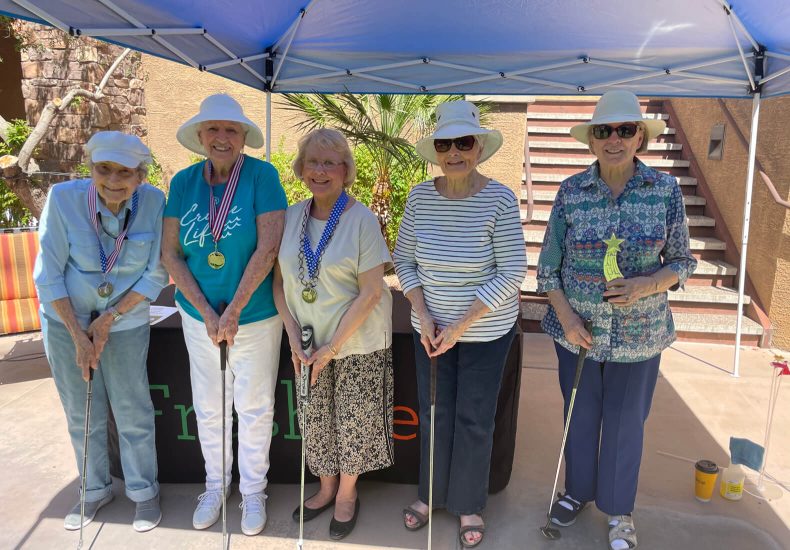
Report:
86,131,151,168
176,93,264,155
569,90,666,145
415,101,503,165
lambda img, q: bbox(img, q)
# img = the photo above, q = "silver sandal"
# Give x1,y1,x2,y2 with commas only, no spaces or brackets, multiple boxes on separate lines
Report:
608,515,637,549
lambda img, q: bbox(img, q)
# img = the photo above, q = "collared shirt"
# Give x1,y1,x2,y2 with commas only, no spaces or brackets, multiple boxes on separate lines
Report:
536,160,697,362
34,179,169,331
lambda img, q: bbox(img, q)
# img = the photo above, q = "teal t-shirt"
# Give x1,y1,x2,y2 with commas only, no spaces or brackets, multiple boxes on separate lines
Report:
163,155,287,324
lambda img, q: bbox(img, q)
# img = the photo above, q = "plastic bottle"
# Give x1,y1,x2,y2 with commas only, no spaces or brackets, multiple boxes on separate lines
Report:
720,463,746,501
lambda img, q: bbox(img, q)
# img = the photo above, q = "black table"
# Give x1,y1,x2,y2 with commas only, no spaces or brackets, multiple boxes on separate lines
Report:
111,286,522,493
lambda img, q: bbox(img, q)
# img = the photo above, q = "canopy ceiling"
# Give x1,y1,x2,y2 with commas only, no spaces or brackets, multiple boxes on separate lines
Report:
2,0,789,98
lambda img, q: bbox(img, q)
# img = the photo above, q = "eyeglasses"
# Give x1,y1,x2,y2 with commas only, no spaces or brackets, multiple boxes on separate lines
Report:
433,135,477,153
591,123,641,140
305,159,344,170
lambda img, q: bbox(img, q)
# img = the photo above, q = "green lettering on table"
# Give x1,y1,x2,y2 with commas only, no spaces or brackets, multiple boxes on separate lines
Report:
149,384,170,417
173,404,196,441
279,378,301,440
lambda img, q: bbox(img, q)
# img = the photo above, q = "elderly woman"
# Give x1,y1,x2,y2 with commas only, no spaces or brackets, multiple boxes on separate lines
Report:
273,128,393,541
34,131,168,532
394,101,528,548
537,90,697,550
161,94,287,536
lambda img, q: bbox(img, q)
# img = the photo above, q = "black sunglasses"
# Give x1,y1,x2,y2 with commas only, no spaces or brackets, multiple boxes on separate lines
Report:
433,135,477,153
591,123,640,140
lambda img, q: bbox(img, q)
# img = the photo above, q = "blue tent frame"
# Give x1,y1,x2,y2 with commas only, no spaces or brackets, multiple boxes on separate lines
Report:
2,0,789,375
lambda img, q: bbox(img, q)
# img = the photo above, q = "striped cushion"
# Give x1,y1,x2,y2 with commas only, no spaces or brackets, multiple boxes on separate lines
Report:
0,231,42,334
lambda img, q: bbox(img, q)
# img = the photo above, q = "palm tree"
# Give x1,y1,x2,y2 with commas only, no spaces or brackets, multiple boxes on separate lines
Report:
280,92,462,245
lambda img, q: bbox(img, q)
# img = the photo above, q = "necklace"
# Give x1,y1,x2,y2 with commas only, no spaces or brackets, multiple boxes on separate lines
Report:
297,191,348,303
88,184,138,298
206,155,244,269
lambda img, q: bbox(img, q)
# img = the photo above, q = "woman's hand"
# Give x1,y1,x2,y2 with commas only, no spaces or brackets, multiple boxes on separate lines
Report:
73,330,98,382
87,312,113,362
217,305,241,347
305,345,335,386
418,311,438,356
604,276,656,306
559,311,593,349
430,322,466,357
202,308,221,346
286,330,311,376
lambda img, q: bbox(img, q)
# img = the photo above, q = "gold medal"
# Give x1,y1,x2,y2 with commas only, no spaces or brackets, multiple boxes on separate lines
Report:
208,250,226,270
603,233,625,282
97,281,114,297
302,288,317,303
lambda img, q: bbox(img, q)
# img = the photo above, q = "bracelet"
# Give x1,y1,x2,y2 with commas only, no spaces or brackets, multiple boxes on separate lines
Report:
328,343,338,356
650,276,659,293
108,306,122,321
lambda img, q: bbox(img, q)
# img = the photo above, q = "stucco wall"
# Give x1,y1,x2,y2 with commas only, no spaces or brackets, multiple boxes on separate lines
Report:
670,97,790,349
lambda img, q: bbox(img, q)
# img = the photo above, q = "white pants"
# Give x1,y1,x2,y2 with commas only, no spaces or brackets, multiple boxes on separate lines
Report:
179,305,282,496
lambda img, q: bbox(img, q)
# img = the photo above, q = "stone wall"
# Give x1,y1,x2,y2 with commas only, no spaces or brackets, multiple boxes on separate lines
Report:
17,23,146,174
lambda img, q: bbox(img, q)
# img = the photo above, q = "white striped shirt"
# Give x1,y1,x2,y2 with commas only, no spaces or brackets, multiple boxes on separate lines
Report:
393,179,528,341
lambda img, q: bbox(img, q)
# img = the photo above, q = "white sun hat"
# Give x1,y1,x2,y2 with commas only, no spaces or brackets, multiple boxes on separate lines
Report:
570,90,666,146
176,93,264,155
415,101,503,165
86,131,151,168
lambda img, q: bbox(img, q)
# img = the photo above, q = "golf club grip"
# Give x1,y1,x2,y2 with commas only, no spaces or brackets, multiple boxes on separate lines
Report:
218,302,227,371
299,326,314,399
571,320,593,386
89,311,100,381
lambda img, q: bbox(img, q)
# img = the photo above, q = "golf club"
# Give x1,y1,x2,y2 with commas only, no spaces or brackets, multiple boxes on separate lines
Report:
77,310,100,550
540,319,593,540
427,353,438,550
297,325,314,550
218,302,228,550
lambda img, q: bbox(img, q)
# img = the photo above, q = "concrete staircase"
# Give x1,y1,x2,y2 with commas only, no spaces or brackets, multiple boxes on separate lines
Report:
520,98,765,345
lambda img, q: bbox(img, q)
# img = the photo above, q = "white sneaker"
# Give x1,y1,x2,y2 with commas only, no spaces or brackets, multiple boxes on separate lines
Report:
192,490,225,530
240,493,267,536
64,493,114,530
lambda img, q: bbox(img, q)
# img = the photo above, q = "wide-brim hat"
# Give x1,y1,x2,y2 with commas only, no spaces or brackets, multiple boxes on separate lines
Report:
570,90,666,145
415,101,503,165
176,93,264,156
86,131,151,168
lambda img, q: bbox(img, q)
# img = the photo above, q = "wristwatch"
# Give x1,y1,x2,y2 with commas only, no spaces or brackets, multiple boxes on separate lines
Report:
108,306,122,322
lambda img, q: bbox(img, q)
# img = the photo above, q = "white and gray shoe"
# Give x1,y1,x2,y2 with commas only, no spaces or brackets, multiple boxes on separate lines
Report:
64,493,114,530
133,495,162,532
192,490,225,530
240,493,267,536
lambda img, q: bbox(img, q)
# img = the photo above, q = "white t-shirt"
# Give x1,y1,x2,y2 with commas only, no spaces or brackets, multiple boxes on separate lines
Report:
279,199,393,357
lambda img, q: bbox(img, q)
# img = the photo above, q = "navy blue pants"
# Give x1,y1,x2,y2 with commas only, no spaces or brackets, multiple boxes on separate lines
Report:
555,342,661,516
414,324,516,516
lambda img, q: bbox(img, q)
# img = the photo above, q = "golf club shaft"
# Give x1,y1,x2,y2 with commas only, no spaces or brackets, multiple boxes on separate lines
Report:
78,311,100,549
218,302,227,550
297,326,313,549
545,320,592,516
428,355,438,550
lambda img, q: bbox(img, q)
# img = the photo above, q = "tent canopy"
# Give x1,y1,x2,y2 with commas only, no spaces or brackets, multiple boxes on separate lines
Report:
2,0,789,98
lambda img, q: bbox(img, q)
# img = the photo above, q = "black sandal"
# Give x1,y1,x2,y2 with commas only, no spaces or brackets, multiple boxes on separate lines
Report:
402,505,429,531
459,524,485,548
549,492,586,526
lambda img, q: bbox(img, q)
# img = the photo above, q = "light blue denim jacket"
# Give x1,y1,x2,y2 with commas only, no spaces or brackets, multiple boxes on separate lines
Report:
34,179,168,331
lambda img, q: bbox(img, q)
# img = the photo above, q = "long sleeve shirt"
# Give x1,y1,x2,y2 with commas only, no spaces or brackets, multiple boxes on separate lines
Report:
536,160,697,362
34,179,168,331
393,179,528,342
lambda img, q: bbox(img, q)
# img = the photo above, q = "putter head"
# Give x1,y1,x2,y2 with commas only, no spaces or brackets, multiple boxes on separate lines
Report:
540,517,561,540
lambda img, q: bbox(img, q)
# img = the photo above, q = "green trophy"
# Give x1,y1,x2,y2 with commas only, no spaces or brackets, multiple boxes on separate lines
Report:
603,233,625,282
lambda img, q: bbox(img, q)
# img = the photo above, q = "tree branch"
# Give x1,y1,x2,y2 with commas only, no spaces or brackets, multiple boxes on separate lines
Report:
759,171,790,209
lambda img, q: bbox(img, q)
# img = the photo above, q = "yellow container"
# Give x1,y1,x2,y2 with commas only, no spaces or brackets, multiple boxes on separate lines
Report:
720,464,746,501
694,460,718,502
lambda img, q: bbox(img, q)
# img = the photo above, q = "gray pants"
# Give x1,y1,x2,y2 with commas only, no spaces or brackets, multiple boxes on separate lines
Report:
296,347,393,477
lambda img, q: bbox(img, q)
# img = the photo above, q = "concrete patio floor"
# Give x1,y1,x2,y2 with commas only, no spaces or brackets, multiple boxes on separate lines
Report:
1,331,788,549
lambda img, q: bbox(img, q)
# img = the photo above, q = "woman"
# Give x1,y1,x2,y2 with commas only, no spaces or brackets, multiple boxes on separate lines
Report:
161,94,287,536
394,101,528,548
537,90,697,550
273,128,393,541
34,131,167,532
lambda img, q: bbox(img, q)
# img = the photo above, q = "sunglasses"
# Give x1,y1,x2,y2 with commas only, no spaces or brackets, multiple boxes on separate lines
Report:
591,123,640,140
433,135,477,153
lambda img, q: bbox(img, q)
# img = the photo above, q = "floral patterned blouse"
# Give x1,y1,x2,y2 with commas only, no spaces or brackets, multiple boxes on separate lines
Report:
536,160,697,362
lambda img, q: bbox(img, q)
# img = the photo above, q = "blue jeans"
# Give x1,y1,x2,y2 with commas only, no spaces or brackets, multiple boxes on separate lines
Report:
42,314,159,503
554,342,660,515
414,323,516,516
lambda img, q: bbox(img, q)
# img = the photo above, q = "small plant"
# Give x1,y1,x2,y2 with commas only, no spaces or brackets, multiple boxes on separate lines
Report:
0,118,34,227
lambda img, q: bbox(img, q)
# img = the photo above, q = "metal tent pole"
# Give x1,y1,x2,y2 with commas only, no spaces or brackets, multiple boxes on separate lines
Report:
266,91,272,162
733,90,761,377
